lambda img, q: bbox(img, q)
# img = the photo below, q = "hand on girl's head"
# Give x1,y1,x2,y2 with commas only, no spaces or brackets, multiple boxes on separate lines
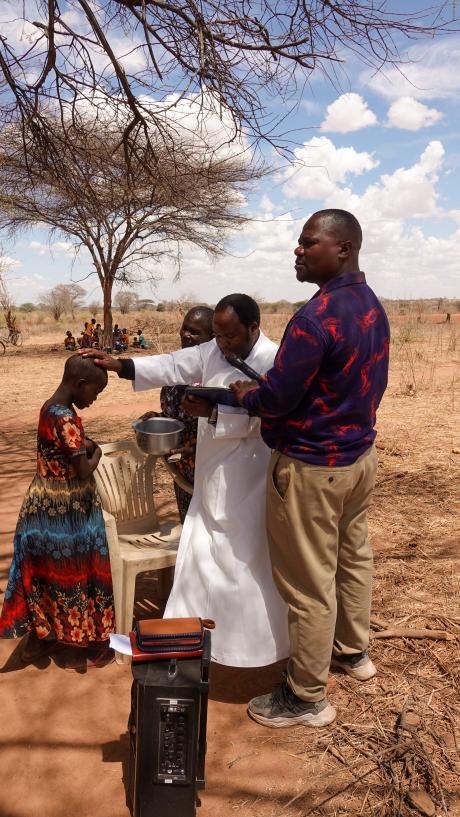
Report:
63,355,108,409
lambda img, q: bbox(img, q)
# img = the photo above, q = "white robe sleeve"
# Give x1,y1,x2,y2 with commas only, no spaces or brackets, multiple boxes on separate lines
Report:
211,404,262,440
132,344,208,391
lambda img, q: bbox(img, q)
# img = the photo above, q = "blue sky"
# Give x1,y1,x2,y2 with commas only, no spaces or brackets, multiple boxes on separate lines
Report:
2,6,460,307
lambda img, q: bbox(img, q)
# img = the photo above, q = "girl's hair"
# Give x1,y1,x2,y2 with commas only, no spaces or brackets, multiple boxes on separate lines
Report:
63,355,108,387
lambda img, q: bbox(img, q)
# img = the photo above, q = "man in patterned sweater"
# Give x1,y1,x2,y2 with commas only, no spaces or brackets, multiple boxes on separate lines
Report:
231,209,390,728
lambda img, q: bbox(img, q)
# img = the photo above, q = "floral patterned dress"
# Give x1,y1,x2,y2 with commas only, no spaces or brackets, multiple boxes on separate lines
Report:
0,404,114,644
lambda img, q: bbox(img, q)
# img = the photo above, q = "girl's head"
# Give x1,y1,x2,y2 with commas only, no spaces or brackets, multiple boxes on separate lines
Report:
66,330,72,337
62,355,108,409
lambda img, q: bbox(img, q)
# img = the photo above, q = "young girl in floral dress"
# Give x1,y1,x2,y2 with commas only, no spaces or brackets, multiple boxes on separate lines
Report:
0,355,114,662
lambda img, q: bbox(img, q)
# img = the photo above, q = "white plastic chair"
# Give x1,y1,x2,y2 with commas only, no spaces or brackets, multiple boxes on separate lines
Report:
95,441,182,654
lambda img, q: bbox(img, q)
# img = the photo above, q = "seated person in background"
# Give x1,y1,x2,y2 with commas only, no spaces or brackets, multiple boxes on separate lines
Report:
80,322,93,349
136,329,146,348
92,323,102,348
159,306,213,522
112,324,122,352
64,331,77,351
114,328,129,353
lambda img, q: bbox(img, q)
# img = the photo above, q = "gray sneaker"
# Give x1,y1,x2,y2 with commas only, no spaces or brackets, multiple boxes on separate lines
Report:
248,682,337,728
330,651,377,681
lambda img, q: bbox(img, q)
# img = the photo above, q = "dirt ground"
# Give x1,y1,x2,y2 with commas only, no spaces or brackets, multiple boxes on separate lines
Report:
0,313,459,817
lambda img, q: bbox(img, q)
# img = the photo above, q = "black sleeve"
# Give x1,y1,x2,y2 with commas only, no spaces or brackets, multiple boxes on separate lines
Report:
117,358,135,380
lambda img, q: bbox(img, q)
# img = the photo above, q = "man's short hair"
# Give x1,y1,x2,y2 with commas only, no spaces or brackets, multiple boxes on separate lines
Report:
214,294,260,327
185,305,214,331
63,354,108,386
313,209,362,249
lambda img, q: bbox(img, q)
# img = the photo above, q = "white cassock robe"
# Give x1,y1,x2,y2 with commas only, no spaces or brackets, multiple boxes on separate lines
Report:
132,331,289,667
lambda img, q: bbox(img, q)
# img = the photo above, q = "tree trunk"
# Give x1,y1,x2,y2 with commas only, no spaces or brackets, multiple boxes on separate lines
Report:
102,278,113,349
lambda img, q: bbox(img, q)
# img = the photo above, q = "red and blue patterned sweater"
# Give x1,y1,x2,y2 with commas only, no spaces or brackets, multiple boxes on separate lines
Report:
242,271,390,466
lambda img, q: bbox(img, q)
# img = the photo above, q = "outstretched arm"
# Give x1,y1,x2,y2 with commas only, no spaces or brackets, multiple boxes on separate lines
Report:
80,344,208,389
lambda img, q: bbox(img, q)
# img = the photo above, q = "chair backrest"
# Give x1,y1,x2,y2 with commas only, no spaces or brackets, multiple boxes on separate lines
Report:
94,440,158,534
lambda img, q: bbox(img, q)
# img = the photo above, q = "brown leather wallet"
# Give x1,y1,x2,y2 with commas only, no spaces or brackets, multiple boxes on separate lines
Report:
131,617,215,662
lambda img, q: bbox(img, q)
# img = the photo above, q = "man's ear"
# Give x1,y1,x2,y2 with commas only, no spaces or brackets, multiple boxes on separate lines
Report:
76,378,87,389
338,240,352,258
249,321,259,335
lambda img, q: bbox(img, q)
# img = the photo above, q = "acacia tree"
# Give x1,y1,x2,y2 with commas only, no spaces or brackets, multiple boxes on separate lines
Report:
0,1,455,161
115,291,138,314
41,286,68,321
0,120,262,345
41,283,86,320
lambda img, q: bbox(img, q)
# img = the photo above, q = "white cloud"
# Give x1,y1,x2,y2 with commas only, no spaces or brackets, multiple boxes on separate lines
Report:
259,195,275,212
281,137,379,199
363,36,460,100
386,97,443,130
138,91,248,158
331,140,445,223
0,3,42,50
151,138,457,302
0,255,22,271
29,241,49,256
283,139,444,223
360,224,460,297
30,240,76,256
300,99,322,115
320,93,377,133
6,135,459,305
7,273,47,304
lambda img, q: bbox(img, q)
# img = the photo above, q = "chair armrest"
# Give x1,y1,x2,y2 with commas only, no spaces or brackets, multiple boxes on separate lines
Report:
102,510,119,552
102,509,117,531
162,458,194,496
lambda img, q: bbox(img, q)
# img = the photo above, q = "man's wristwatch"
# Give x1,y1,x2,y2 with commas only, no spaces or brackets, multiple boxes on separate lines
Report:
208,405,218,426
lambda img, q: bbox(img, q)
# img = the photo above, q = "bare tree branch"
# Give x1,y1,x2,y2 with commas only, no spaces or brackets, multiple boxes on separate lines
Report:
0,1,456,161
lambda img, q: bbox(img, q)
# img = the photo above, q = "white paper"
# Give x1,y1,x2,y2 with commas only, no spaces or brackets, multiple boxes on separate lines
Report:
109,633,133,656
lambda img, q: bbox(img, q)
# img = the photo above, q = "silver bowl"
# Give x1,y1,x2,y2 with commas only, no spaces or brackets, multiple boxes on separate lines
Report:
132,417,185,455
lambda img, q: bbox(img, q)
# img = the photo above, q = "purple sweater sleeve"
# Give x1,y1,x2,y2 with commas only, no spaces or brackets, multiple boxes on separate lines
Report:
242,318,327,418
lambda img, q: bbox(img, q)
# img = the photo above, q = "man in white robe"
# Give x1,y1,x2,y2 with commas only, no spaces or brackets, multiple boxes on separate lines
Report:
84,294,288,667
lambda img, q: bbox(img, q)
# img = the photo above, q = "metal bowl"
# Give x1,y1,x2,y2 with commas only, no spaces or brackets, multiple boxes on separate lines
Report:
132,417,185,455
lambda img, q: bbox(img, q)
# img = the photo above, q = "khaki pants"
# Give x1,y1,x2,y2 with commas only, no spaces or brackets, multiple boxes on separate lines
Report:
266,446,378,702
